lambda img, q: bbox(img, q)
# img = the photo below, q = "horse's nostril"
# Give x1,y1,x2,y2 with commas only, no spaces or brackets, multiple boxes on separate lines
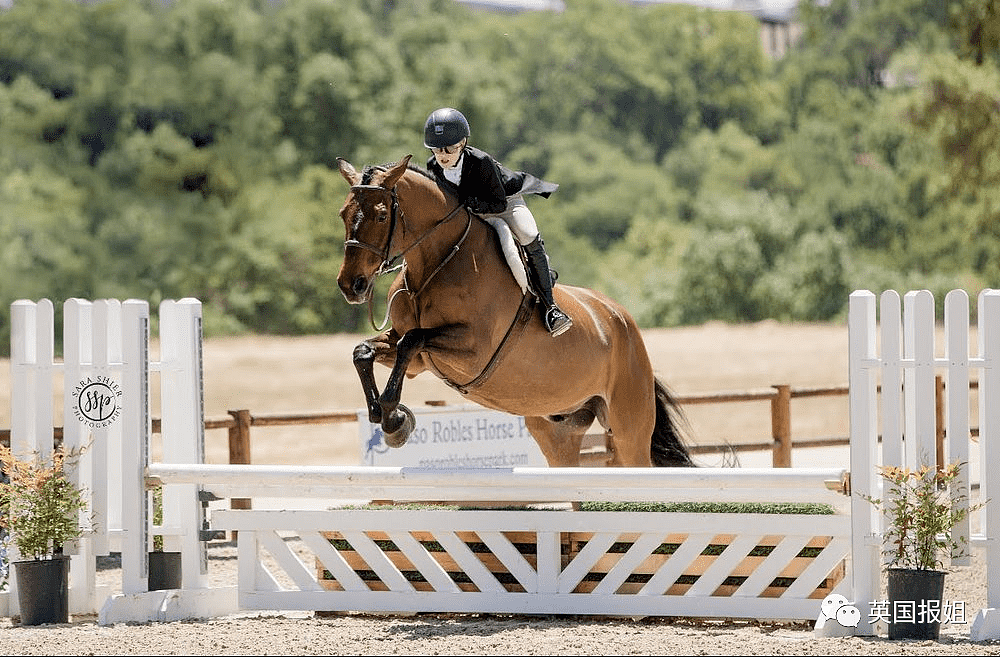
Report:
352,277,368,295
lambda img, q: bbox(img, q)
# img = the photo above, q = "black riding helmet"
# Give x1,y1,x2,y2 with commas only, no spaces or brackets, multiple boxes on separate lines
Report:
423,107,471,148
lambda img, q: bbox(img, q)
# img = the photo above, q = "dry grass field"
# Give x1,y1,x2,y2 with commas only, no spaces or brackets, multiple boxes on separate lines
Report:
0,320,854,468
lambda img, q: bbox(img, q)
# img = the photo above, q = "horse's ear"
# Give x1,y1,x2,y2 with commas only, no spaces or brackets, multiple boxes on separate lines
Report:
382,155,412,188
337,157,361,186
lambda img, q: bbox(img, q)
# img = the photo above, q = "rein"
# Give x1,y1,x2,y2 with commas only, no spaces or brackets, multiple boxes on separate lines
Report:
367,213,472,332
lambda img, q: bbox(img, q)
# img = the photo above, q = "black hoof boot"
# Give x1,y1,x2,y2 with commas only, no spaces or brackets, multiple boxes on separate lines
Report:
382,404,415,448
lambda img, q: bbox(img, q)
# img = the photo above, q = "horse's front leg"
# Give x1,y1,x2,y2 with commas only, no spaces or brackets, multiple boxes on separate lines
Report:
378,327,444,446
352,332,397,425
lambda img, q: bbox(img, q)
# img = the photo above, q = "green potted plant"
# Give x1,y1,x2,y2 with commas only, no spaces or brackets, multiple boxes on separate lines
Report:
0,443,88,625
865,461,985,640
148,484,182,590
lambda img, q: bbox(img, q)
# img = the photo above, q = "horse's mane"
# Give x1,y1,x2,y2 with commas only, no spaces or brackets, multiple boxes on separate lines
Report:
361,161,436,185
361,160,456,203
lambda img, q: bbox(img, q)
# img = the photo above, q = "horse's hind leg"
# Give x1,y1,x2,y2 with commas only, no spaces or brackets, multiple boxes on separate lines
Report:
524,409,593,467
605,378,656,467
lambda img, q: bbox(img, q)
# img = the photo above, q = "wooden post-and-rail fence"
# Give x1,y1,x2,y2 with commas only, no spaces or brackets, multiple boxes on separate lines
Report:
680,376,971,468
213,384,858,471
0,375,966,472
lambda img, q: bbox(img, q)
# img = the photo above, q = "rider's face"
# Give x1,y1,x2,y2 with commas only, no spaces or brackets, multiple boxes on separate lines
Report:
431,139,465,169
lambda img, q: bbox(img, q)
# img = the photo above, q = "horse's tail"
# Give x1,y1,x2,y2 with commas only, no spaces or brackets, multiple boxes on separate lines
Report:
651,378,696,467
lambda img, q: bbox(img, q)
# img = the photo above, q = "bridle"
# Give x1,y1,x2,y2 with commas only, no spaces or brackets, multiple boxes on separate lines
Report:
343,184,405,276
345,181,469,329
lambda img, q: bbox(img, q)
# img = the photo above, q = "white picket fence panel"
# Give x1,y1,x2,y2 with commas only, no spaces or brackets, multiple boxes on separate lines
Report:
848,289,1000,640
1,298,208,618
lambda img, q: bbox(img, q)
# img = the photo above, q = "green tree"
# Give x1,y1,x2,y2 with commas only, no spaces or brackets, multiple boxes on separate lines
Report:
798,0,952,88
2,0,998,349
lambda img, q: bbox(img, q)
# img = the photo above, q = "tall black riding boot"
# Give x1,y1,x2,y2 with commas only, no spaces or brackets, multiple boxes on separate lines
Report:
522,236,573,337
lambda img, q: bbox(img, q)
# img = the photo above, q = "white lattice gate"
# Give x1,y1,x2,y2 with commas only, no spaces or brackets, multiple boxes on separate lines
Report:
146,464,851,621
214,507,850,619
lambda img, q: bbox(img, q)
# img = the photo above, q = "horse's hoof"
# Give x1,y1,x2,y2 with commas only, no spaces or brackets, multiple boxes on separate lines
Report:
383,404,415,448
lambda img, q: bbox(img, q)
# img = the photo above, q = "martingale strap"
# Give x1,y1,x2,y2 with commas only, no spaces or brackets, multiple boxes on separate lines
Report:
432,291,537,395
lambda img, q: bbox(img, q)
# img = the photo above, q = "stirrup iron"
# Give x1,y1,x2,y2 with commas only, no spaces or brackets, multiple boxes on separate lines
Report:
544,306,572,337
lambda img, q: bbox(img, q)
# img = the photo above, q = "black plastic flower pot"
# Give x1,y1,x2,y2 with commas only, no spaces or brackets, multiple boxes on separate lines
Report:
14,555,70,626
148,551,182,591
886,567,946,640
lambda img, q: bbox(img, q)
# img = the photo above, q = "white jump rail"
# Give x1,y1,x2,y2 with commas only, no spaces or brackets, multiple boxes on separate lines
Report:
146,464,850,504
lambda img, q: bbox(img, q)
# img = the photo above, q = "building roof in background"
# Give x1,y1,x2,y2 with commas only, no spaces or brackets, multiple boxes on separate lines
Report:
0,0,801,23
455,0,801,23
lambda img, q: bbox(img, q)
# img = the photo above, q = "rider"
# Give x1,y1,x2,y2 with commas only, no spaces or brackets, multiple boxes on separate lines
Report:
423,107,573,337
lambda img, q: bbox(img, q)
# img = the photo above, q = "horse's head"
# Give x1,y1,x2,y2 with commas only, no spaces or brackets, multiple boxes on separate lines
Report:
336,155,411,304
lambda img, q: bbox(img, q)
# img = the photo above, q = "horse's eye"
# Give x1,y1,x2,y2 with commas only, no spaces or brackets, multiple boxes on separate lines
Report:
374,202,388,222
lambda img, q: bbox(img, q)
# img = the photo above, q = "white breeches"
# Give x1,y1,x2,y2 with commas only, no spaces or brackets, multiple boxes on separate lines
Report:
484,216,530,295
483,195,539,245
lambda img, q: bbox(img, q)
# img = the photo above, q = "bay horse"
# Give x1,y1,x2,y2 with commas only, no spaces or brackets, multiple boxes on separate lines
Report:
336,154,693,468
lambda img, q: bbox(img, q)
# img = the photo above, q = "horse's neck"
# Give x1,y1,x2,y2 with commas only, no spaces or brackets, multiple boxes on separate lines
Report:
396,175,475,281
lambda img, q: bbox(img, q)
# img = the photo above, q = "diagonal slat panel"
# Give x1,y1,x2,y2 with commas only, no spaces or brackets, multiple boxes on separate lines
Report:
733,535,811,597
783,536,851,598
686,534,762,597
639,534,714,596
387,531,462,593
214,508,850,620
432,531,506,593
558,532,619,594
257,530,323,591
300,531,370,592
477,531,538,594
342,530,414,592
592,533,666,595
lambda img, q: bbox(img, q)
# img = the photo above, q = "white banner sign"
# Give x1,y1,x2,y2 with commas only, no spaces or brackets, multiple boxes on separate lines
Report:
358,404,547,468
